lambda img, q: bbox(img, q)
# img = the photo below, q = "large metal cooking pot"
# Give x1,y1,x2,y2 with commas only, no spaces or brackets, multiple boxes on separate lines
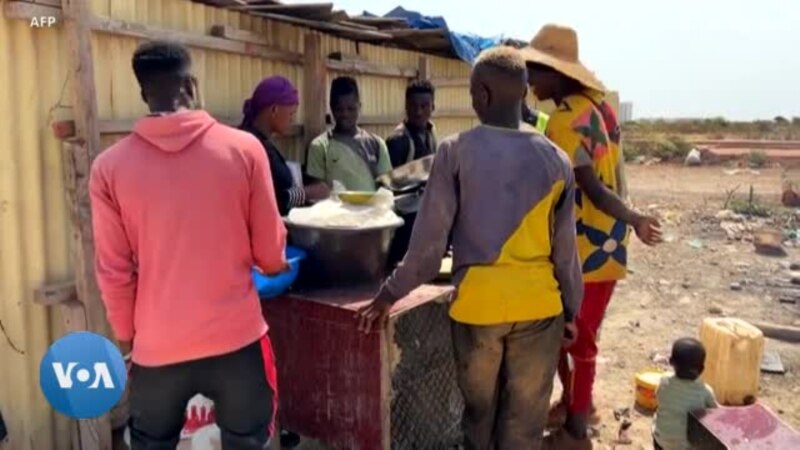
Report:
285,220,404,288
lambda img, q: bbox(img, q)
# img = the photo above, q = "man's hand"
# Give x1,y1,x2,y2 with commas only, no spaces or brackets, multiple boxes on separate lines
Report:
304,182,331,202
562,321,578,348
632,214,663,246
119,340,133,372
356,298,393,334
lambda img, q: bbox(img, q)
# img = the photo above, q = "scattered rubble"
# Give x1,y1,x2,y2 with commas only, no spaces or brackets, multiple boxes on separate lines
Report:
761,351,786,375
724,168,761,176
754,229,788,257
615,420,633,445
782,183,800,207
685,149,702,166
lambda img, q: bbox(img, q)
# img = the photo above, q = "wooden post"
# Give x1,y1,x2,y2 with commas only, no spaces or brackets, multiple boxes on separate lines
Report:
61,0,112,448
302,33,327,150
62,139,113,450
61,0,107,335
417,56,430,81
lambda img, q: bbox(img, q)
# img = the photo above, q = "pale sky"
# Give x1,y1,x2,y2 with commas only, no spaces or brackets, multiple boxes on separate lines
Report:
301,0,799,120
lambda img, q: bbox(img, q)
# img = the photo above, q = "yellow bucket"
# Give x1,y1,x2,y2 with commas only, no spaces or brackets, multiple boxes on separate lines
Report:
635,370,669,410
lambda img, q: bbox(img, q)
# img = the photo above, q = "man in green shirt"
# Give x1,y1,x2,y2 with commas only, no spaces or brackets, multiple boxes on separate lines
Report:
306,76,392,192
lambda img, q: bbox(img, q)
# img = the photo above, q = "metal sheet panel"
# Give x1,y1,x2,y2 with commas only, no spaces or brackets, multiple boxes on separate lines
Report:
0,12,72,450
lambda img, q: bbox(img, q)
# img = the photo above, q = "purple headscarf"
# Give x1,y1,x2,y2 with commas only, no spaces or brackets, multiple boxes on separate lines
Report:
240,76,300,128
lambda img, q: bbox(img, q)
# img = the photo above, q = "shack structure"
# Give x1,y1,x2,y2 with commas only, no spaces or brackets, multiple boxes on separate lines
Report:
0,1,481,449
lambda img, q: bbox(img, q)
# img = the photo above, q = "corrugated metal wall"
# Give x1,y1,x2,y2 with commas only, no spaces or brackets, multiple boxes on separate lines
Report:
0,1,473,449
91,0,474,160
0,6,74,450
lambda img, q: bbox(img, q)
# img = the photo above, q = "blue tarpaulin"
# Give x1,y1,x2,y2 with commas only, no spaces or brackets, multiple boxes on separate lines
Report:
366,6,507,64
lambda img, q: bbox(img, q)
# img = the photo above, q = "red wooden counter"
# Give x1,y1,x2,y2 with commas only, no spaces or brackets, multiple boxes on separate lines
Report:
261,284,463,450
688,403,800,449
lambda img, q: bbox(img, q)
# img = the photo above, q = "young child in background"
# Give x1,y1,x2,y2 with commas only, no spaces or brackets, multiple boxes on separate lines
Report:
654,338,719,450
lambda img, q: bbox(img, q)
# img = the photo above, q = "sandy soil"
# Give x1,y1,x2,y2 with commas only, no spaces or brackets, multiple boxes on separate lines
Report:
588,165,799,449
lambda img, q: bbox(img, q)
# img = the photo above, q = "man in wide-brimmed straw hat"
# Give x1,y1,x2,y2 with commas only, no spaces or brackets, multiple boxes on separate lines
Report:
522,24,663,449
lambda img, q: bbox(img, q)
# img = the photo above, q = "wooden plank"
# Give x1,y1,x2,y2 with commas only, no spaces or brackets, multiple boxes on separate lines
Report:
62,0,104,326
234,3,333,13
52,118,303,138
61,146,113,450
252,12,392,41
4,1,62,21
327,59,417,79
209,24,270,46
58,296,112,450
430,77,470,87
417,56,431,81
751,321,800,343
358,111,473,124
303,33,327,148
328,51,368,64
434,108,475,119
347,16,409,29
358,115,403,126
335,20,379,32
88,15,303,65
32,0,63,6
34,281,78,306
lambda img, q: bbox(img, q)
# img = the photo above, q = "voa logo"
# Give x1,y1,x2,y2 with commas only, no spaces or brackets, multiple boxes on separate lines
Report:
40,332,127,419
52,361,115,389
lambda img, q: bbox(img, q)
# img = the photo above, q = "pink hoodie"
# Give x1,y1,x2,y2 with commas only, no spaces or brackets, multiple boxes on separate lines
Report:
90,110,287,367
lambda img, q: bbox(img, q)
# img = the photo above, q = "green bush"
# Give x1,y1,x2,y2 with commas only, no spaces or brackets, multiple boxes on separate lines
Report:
622,142,645,162
729,185,770,217
748,150,768,168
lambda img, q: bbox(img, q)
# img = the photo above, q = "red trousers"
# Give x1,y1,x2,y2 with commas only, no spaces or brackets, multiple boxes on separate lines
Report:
559,281,617,414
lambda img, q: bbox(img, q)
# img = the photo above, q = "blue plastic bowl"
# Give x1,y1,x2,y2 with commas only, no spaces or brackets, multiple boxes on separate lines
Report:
252,246,307,299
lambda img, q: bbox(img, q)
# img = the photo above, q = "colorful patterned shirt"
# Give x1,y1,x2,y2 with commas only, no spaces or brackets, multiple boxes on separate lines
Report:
376,125,584,323
546,90,629,282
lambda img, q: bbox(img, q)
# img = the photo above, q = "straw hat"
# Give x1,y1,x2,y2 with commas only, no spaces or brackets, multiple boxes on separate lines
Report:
520,24,606,92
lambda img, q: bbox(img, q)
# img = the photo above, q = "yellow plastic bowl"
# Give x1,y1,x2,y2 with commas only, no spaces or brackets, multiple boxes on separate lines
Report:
635,370,669,410
338,191,376,205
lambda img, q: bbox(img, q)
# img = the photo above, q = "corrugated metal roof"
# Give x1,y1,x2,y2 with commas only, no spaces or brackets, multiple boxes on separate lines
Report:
190,0,464,58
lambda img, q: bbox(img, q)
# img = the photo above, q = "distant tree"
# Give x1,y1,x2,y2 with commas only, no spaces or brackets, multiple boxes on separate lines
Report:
775,116,789,124
792,117,800,127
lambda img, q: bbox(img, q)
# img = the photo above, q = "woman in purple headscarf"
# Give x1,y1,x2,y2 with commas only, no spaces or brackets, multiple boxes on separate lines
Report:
241,76,328,215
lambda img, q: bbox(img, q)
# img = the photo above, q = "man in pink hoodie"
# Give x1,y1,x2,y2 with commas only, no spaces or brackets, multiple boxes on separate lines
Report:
90,41,287,449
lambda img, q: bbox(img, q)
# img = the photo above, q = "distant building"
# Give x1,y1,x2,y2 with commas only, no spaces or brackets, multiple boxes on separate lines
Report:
619,102,634,122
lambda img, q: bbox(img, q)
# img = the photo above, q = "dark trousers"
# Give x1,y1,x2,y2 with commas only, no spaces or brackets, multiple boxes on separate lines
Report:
129,335,277,450
452,316,564,450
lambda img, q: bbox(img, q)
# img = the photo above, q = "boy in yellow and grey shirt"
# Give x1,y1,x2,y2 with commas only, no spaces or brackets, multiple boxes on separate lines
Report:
358,47,582,449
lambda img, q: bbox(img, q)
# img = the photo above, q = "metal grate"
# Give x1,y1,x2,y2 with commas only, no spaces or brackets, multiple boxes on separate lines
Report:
390,301,464,449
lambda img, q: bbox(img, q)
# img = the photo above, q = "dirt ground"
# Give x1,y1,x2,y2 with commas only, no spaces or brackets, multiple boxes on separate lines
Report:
173,165,799,450
588,165,800,449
